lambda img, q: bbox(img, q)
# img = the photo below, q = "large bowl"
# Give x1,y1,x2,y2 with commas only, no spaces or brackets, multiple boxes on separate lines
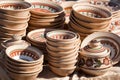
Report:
72,4,112,23
0,1,31,17
29,1,64,16
5,45,44,64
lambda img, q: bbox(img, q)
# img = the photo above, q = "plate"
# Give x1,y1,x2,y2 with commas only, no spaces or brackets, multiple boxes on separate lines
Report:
81,32,120,65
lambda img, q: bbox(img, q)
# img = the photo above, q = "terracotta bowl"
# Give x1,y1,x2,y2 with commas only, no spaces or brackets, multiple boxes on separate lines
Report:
6,68,41,80
46,30,77,42
49,64,76,76
46,42,79,52
31,11,65,19
27,28,56,44
80,67,111,76
29,1,64,16
5,60,43,73
0,12,30,21
5,45,44,64
72,4,112,23
0,1,31,17
70,11,111,29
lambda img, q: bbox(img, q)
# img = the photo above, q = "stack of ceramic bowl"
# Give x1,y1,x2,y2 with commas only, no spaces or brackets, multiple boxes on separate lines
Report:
46,30,81,76
0,1,31,42
5,45,44,80
68,3,112,40
26,28,56,61
25,0,65,32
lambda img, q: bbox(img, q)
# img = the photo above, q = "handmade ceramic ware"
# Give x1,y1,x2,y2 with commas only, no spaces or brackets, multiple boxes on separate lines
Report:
0,1,31,17
72,4,112,23
80,32,120,65
79,40,112,70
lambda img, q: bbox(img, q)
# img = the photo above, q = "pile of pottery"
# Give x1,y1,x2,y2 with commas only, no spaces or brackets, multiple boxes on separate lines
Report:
68,3,112,40
46,30,80,76
0,1,31,42
79,32,120,75
26,28,55,60
5,45,44,80
26,0,65,31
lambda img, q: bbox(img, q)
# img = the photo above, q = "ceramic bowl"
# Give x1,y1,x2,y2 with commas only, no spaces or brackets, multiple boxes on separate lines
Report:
27,28,56,44
5,45,44,64
72,4,112,23
5,60,43,73
49,64,76,76
46,42,79,52
46,30,77,42
80,67,111,76
6,68,41,80
0,1,31,17
0,12,31,21
70,11,111,29
29,1,64,16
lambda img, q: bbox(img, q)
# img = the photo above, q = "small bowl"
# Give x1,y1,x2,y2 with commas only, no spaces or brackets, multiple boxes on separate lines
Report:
49,64,76,76
46,30,77,42
0,1,31,17
72,4,112,23
29,1,64,16
5,45,44,64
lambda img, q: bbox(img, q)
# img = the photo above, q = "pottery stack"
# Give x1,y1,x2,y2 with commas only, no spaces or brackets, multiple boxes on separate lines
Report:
5,45,44,80
26,28,56,61
46,30,81,76
0,1,31,42
25,0,65,31
68,3,112,40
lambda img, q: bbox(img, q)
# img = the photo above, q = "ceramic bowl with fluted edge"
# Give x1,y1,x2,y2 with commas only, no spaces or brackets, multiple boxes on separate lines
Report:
46,30,77,42
29,1,64,16
72,3,112,23
0,1,31,17
5,45,44,64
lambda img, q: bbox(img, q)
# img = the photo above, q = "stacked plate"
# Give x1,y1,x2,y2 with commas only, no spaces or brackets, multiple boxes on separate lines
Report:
5,45,44,80
25,0,65,31
68,3,112,40
46,30,81,76
0,1,31,42
26,28,56,61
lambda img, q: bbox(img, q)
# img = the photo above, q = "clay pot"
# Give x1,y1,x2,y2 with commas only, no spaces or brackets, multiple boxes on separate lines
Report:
46,30,77,42
0,1,31,17
49,64,76,76
72,4,112,23
29,1,64,16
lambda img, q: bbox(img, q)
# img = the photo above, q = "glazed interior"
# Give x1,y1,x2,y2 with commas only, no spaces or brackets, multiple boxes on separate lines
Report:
31,2,62,13
9,49,39,61
0,2,31,10
47,31,76,40
73,5,111,18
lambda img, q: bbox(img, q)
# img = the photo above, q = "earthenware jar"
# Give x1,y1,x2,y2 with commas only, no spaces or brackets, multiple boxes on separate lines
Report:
79,40,112,69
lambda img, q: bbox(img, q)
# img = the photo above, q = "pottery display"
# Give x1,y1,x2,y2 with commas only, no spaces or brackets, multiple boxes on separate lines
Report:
68,3,112,39
46,30,80,76
5,45,44,80
25,0,65,31
0,1,31,41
